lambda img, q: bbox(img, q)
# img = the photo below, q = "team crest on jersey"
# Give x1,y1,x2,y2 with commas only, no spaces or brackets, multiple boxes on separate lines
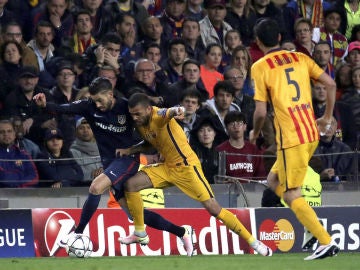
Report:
15,160,23,167
117,115,126,124
157,108,167,118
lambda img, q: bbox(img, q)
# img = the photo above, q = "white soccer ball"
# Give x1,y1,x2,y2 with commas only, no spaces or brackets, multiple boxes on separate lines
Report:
66,234,93,258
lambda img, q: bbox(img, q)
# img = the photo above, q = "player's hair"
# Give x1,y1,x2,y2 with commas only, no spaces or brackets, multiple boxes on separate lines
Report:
224,111,247,126
88,77,113,95
213,80,235,97
254,18,280,47
128,93,151,108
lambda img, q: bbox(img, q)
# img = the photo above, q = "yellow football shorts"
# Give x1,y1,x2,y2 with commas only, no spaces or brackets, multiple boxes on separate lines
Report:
140,162,214,202
271,141,318,192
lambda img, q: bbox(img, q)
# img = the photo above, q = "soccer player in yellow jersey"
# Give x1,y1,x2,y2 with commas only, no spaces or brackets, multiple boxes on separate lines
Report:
117,92,272,256
249,18,339,260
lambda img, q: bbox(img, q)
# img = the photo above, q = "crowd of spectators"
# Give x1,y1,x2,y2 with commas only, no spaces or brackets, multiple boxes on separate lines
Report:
1,0,360,188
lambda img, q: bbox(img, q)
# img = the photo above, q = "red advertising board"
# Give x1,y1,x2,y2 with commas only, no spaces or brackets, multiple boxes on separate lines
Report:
32,208,254,257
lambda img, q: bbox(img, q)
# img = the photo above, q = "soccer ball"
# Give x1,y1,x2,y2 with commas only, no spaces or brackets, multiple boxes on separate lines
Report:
66,234,93,258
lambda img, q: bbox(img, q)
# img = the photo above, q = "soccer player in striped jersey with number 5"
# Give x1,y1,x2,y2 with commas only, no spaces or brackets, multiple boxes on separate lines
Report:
249,18,339,260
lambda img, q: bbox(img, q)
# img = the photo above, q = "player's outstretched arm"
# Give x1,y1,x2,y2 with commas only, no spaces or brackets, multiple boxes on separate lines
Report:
316,72,336,136
115,141,154,157
33,93,47,108
316,118,332,136
250,100,267,144
169,106,185,120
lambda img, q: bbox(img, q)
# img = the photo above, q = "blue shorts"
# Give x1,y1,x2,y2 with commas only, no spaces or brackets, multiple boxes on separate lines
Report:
103,154,140,200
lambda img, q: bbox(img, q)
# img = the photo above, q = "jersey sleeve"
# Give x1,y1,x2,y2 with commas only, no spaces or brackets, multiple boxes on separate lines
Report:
251,61,269,102
303,54,325,81
46,99,91,116
153,107,172,127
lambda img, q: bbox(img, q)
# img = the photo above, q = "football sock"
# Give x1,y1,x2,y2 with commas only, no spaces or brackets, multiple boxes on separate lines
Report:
75,193,101,233
125,191,145,232
144,209,185,237
216,208,255,244
290,197,331,245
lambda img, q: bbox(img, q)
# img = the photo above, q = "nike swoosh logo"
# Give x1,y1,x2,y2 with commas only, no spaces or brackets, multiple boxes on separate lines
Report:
110,171,116,176
94,113,103,118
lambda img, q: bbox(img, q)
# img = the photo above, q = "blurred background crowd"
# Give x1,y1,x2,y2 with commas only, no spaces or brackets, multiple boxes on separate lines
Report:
0,0,359,189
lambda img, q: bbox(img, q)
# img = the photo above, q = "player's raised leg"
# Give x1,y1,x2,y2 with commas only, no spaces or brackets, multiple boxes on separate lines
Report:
203,198,272,256
58,173,111,247
118,196,194,255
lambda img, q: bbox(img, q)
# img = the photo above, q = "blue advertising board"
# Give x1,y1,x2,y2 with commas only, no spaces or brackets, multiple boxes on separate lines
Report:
254,206,360,253
0,209,35,258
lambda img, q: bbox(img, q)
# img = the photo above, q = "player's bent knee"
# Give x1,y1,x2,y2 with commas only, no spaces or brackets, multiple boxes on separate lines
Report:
89,174,112,195
202,199,222,216
89,181,110,195
125,172,150,192
89,184,102,195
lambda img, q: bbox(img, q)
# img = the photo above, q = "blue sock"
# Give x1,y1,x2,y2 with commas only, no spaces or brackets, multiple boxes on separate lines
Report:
144,209,185,237
75,194,101,233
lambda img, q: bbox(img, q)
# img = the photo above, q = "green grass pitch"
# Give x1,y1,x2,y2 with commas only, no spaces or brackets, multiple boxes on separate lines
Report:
2,253,359,270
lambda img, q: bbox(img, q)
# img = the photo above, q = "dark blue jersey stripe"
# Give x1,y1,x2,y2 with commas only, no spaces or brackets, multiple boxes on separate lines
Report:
193,166,213,198
166,123,188,165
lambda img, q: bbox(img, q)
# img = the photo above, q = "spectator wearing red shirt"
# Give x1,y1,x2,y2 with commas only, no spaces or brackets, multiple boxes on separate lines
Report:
216,111,266,182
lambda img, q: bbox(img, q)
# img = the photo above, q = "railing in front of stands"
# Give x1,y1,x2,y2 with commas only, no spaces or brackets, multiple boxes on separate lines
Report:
0,150,359,186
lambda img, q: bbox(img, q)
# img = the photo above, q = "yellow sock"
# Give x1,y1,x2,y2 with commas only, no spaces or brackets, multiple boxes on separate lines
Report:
217,208,255,244
125,191,145,232
290,197,331,245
